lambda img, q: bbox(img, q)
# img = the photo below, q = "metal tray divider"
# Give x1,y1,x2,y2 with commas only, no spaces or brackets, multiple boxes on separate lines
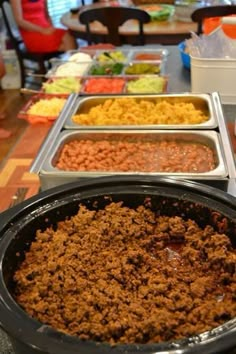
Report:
30,93,78,174
212,92,236,179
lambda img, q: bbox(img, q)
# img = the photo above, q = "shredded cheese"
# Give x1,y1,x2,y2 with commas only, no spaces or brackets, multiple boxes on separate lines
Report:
28,97,66,117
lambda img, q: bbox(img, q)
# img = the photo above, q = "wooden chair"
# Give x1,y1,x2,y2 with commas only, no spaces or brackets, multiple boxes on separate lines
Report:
191,5,236,35
79,6,151,46
0,0,63,88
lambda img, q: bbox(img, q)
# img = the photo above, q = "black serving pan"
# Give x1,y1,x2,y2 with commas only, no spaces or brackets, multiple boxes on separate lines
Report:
0,176,236,354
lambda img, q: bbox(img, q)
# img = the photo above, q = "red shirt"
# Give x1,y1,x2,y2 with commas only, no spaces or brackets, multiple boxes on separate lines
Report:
21,0,50,28
19,0,66,52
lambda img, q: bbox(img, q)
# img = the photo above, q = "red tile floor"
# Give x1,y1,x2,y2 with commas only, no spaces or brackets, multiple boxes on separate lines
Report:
0,124,50,212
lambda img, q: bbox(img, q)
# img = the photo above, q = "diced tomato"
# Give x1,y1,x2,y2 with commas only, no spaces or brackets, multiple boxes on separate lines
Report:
83,77,125,94
134,53,162,60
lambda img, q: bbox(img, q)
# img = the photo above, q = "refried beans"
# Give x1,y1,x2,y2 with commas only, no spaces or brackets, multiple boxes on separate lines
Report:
14,201,236,345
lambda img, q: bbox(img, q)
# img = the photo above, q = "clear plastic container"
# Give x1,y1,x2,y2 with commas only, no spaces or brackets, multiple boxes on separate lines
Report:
191,55,236,105
1,49,21,89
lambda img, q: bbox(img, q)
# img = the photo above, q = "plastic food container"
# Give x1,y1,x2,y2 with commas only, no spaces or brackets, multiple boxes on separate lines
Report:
124,61,163,75
17,94,68,124
94,49,130,63
0,176,236,354
46,48,167,81
125,75,168,94
1,49,21,89
81,76,126,94
130,48,169,61
191,55,236,105
64,94,217,130
79,75,168,95
47,60,92,77
87,62,125,76
62,48,97,60
42,77,82,95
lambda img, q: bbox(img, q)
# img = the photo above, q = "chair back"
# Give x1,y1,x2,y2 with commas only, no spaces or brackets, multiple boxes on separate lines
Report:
0,0,22,51
0,0,63,88
79,6,150,46
191,5,236,34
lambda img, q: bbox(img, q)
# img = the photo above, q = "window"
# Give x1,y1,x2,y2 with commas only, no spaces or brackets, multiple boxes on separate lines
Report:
47,0,93,28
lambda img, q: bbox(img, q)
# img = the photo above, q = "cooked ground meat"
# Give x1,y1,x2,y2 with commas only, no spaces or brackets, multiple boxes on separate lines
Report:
14,202,236,345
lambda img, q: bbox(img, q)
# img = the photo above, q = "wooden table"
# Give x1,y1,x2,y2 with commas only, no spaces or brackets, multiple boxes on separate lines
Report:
61,4,198,45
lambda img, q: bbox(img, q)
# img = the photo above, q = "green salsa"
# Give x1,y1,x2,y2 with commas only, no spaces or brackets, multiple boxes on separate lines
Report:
126,76,166,93
125,63,160,75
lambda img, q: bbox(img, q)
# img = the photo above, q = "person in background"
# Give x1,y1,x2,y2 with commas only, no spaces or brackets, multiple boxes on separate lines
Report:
10,0,77,53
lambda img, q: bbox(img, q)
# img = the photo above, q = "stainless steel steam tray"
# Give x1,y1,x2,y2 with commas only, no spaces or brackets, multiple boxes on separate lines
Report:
38,130,227,180
63,93,218,130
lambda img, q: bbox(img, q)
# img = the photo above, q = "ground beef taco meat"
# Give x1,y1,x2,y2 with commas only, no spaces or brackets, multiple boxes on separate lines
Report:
14,202,236,345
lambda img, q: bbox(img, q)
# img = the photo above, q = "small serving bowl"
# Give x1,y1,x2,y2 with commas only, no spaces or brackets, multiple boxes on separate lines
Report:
178,41,191,70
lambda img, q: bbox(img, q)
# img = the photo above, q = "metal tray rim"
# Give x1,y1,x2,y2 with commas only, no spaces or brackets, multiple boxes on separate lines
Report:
39,129,228,178
63,93,218,130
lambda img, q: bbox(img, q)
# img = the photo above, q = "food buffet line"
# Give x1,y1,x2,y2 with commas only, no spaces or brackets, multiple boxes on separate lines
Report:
17,46,235,195
0,45,236,354
31,91,236,194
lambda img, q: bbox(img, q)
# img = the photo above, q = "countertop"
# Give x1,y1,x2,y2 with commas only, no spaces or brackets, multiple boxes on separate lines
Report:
0,44,236,354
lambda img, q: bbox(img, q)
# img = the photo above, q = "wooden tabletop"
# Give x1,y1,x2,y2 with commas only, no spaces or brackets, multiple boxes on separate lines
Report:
61,3,198,45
